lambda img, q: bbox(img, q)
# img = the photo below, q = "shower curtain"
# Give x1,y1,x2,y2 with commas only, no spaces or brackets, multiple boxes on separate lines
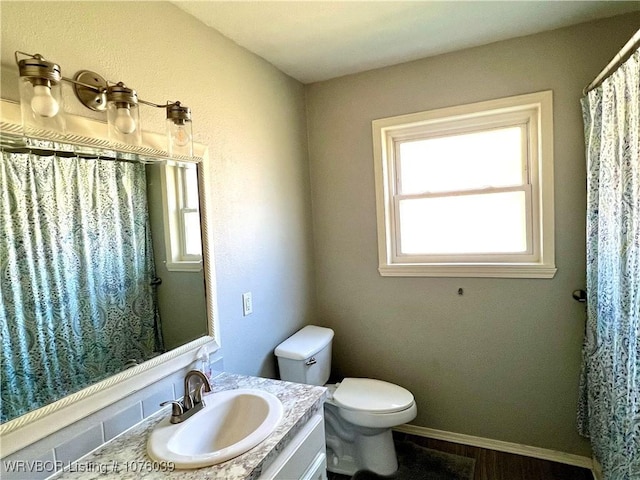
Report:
578,47,639,479
0,151,162,422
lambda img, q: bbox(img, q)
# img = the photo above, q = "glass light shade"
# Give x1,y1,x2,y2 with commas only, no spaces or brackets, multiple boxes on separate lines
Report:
18,76,65,137
107,103,141,146
106,84,141,146
166,103,193,157
167,118,193,157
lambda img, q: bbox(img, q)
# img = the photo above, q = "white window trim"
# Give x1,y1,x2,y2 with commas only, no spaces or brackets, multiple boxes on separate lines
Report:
175,164,202,261
372,91,556,278
160,162,203,272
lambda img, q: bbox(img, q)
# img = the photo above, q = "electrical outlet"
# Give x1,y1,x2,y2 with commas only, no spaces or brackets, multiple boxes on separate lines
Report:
242,292,253,316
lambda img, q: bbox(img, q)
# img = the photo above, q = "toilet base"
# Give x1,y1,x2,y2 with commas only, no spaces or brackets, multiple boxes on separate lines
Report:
324,403,399,476
325,443,358,477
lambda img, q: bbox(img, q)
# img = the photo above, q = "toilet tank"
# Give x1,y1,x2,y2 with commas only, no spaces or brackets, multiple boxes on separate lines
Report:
275,325,334,386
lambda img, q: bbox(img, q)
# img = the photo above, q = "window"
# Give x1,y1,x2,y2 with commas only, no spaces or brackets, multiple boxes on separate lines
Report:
161,161,203,271
372,91,556,278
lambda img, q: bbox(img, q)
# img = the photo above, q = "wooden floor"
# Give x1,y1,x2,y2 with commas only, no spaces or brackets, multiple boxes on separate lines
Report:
327,432,593,480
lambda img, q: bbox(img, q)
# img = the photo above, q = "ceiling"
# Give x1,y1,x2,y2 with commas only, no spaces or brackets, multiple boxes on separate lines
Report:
173,1,640,83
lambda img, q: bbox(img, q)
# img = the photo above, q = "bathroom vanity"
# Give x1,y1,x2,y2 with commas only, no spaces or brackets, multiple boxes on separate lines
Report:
52,373,328,480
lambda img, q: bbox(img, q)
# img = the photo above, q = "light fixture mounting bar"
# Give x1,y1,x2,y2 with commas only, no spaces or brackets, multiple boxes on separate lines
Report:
138,99,182,109
71,71,108,112
139,99,169,109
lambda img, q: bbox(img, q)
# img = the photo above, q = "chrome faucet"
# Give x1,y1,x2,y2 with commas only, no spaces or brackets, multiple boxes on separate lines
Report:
160,370,212,424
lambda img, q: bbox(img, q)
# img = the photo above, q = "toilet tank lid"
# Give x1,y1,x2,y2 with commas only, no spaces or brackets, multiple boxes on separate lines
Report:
275,325,334,360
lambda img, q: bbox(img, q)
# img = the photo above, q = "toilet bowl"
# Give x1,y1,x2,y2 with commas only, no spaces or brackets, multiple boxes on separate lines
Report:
274,326,417,476
324,378,417,475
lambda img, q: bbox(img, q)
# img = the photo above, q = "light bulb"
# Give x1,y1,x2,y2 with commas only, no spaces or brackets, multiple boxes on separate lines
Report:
30,85,59,117
114,107,137,134
173,124,192,147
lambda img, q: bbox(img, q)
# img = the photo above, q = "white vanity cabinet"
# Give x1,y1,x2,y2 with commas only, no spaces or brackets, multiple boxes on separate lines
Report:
260,413,327,480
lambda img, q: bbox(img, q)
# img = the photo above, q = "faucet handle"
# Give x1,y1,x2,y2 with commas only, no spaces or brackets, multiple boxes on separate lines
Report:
160,400,183,417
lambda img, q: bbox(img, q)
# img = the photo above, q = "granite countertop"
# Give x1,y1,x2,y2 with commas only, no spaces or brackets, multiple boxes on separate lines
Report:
53,373,327,480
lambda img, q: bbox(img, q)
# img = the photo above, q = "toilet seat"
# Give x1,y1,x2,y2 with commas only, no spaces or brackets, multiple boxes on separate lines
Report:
333,378,414,413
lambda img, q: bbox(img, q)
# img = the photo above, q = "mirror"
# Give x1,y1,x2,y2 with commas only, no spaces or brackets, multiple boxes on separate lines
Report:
0,151,208,423
0,102,215,431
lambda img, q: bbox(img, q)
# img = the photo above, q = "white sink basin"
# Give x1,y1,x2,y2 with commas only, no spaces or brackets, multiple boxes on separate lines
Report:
147,388,283,469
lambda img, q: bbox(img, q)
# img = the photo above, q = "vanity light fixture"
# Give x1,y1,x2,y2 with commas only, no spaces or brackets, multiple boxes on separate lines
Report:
16,52,65,135
166,102,193,157
14,51,194,154
106,83,141,145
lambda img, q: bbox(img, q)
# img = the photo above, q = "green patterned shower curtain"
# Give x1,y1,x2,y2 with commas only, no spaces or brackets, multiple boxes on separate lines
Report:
578,47,639,479
0,151,162,422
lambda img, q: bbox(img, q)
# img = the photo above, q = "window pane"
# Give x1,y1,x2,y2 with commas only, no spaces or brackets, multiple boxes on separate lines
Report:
182,165,200,210
399,126,524,195
398,191,527,255
182,211,202,257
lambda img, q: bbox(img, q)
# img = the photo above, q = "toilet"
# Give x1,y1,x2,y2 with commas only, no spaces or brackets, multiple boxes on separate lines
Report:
275,325,417,476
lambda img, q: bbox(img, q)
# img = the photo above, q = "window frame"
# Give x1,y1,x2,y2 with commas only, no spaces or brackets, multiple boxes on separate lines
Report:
372,91,556,278
160,161,203,272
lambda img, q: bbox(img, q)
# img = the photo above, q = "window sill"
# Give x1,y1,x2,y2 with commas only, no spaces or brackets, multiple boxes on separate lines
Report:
378,263,557,279
166,260,203,272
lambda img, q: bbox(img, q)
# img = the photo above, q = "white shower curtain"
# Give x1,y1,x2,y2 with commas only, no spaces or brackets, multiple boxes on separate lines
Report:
577,47,639,479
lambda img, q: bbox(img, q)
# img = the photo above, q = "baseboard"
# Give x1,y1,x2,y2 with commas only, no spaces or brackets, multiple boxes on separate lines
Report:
394,424,594,471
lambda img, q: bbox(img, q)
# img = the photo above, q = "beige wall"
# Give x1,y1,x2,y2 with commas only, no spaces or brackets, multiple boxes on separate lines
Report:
305,13,640,456
0,1,316,377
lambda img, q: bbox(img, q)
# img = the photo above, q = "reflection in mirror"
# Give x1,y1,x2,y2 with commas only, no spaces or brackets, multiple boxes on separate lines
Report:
0,146,207,423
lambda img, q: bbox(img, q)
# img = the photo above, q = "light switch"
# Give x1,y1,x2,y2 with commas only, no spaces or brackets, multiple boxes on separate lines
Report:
242,292,253,316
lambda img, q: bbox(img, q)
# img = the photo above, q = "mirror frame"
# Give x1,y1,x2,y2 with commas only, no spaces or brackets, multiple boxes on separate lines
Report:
0,99,220,455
